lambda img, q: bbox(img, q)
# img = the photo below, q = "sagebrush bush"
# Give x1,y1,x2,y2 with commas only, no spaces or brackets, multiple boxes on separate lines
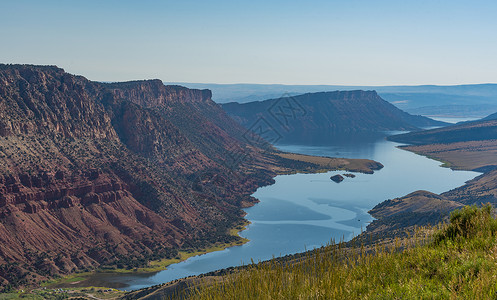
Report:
435,204,497,243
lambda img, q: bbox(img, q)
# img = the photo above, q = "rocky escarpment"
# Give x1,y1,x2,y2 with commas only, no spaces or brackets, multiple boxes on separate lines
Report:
106,80,271,160
0,64,306,289
0,65,114,139
107,80,213,107
0,170,180,263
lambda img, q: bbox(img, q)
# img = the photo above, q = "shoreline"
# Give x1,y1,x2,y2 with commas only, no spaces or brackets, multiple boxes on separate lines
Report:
43,220,251,289
35,153,384,291
398,145,460,170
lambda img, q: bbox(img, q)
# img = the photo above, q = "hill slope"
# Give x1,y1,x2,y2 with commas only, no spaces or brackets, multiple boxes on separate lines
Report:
222,91,445,143
388,119,497,145
482,111,497,120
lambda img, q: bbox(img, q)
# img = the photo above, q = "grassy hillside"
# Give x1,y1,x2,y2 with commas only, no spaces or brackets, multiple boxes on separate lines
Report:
184,205,497,299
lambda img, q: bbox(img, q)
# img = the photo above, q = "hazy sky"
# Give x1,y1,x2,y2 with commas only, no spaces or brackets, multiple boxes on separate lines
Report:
1,0,496,85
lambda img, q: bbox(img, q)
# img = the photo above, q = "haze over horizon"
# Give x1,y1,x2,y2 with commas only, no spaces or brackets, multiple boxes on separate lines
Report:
169,82,497,87
1,0,496,85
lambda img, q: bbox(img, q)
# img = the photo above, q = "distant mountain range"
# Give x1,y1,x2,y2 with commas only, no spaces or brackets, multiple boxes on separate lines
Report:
482,111,497,121
170,82,497,118
222,90,445,143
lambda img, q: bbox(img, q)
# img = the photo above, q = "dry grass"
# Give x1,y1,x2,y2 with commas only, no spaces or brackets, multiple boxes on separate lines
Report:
275,152,381,173
402,140,497,171
188,205,497,299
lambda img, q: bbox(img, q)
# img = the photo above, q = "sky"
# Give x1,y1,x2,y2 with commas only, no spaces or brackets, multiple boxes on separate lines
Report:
1,0,496,85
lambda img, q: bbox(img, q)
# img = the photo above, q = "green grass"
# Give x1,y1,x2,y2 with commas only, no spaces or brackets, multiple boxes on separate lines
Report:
40,273,91,287
190,205,497,299
145,238,249,273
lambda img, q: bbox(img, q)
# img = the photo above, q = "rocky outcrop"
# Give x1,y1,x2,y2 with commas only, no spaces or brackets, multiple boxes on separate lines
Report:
369,190,463,219
0,168,184,286
330,174,344,183
0,65,115,139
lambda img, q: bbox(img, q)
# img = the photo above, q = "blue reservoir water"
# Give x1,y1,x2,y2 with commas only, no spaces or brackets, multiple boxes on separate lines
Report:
86,135,479,290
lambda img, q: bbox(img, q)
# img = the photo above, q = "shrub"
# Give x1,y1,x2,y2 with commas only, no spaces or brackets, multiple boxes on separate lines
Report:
435,204,497,243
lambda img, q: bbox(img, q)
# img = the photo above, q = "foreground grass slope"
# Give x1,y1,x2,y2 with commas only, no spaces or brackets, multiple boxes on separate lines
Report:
188,205,497,299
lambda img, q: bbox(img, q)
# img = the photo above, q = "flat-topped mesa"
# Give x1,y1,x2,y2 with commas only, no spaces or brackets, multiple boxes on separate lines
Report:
105,80,212,107
222,90,445,140
300,90,380,101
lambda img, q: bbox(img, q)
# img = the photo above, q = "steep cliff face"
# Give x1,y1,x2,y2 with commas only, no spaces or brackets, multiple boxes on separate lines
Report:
222,91,446,143
0,65,115,139
0,64,280,288
107,80,212,107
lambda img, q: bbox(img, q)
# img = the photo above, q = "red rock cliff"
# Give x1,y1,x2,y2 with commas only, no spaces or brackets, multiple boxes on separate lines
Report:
0,64,277,289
